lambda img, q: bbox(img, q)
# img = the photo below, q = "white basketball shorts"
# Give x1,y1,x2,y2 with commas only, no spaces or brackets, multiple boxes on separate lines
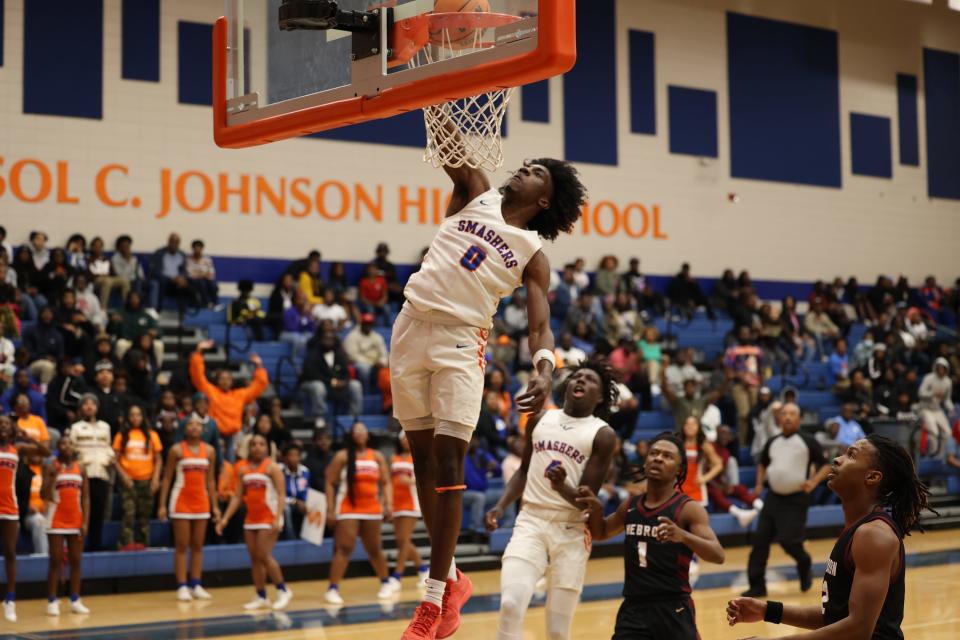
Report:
390,308,488,429
501,505,593,593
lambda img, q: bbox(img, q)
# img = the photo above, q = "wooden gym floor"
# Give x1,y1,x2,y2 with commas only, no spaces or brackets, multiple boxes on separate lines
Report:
5,530,960,639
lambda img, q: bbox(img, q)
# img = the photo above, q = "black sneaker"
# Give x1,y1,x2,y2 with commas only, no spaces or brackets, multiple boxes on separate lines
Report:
799,566,813,592
741,587,767,597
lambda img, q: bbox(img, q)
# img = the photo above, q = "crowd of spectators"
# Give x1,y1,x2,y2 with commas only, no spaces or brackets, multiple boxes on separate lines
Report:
1,223,959,557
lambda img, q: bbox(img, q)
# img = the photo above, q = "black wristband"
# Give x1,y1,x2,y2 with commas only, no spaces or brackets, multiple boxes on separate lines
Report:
764,600,784,624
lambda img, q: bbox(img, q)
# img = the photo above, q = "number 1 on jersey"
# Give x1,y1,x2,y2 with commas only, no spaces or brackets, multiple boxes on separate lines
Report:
637,541,648,568
460,245,487,271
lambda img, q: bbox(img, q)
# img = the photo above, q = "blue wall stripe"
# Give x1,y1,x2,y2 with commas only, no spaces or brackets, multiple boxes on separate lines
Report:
122,0,160,81
23,0,103,119
923,48,960,200
896,73,919,166
850,113,892,178
178,22,213,106
521,80,550,123
564,0,618,165
629,30,656,135
0,0,5,67
727,13,841,188
668,86,717,157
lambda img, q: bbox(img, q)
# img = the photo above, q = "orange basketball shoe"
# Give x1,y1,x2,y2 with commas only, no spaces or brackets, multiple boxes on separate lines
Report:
402,601,442,640
436,570,474,639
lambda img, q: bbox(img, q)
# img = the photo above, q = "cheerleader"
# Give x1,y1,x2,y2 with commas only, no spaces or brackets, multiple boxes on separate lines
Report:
158,415,220,601
216,433,292,610
42,437,90,616
324,421,393,604
389,432,428,590
0,414,49,622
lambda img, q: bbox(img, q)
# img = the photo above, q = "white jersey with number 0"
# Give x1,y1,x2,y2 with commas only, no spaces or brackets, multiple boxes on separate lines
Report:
403,189,543,328
524,409,609,513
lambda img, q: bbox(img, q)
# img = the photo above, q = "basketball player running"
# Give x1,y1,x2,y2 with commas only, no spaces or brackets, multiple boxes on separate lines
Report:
726,434,930,639
577,432,726,639
485,362,619,640
396,132,587,638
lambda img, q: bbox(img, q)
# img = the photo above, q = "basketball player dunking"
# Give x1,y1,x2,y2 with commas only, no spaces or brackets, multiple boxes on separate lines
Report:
395,139,588,637
726,434,932,639
578,432,726,639
484,362,619,640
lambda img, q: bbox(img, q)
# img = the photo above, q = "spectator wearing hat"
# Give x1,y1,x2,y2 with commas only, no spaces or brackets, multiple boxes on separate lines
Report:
228,279,266,341
46,357,87,432
919,358,954,458
189,340,268,462
68,393,116,551
92,360,126,437
185,240,219,309
343,313,388,388
724,326,766,445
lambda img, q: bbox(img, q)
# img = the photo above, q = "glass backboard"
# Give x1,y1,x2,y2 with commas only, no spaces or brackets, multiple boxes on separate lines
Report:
214,0,574,148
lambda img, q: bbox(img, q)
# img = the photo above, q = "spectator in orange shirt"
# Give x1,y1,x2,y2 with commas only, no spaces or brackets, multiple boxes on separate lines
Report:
112,405,162,550
357,263,389,326
13,392,51,450
189,339,268,463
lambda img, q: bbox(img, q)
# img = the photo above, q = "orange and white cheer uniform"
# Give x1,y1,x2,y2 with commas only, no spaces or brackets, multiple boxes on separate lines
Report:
391,453,420,518
47,462,84,535
0,444,19,521
335,450,382,521
169,442,211,519
238,458,281,530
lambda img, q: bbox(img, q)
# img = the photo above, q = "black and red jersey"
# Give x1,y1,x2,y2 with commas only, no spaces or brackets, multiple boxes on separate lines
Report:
622,491,693,600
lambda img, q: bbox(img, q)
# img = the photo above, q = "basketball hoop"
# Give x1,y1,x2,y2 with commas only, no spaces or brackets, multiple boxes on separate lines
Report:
410,13,522,172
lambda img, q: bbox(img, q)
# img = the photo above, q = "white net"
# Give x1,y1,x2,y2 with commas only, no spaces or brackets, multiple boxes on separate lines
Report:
410,20,516,171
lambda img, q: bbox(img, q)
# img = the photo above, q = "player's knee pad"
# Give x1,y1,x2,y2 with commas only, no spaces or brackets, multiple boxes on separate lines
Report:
400,416,436,432
434,419,474,443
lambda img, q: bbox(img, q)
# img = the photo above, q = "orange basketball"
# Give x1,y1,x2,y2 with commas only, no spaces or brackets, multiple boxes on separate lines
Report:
429,0,491,48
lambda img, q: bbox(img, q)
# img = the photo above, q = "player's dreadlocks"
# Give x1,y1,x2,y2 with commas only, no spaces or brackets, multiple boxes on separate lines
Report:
557,358,619,422
645,431,688,489
526,158,588,241
866,434,935,535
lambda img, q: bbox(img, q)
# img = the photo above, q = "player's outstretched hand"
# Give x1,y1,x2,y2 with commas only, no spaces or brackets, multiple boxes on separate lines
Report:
485,506,504,532
517,374,551,414
725,597,766,626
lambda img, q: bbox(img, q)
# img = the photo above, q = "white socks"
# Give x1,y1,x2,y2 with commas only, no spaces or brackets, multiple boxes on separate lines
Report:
423,578,445,608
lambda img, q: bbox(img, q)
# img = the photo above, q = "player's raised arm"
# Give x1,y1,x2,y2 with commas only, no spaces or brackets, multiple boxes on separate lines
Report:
434,114,491,215
517,251,555,414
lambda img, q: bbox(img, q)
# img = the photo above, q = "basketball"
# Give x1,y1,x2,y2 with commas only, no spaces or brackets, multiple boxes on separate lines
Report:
429,0,491,47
